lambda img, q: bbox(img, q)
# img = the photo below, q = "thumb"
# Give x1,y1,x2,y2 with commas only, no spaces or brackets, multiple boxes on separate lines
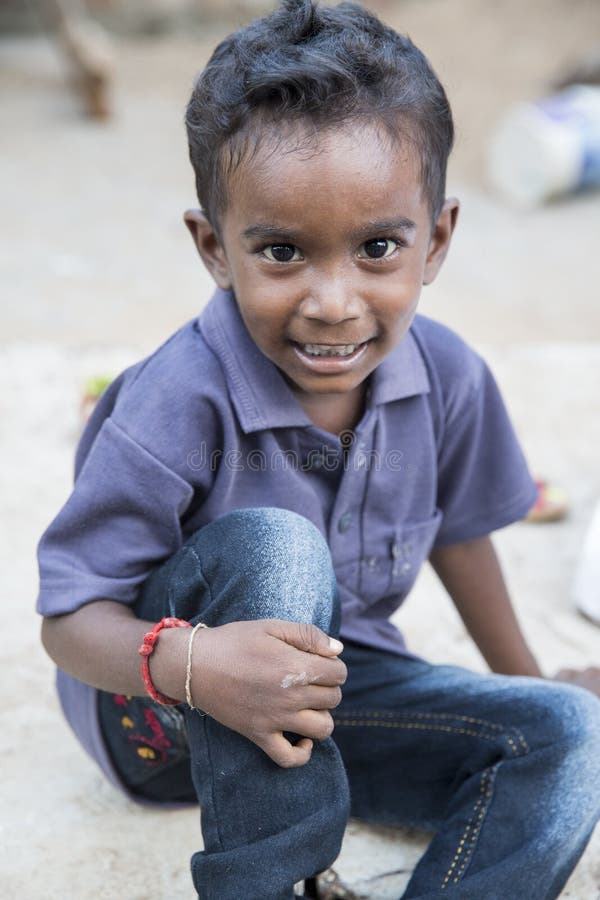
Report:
268,620,344,657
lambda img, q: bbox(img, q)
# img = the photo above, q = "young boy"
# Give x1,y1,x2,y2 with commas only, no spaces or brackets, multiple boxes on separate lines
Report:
37,1,600,897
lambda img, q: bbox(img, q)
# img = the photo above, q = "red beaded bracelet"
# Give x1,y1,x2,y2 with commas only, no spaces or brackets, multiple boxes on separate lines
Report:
138,617,191,705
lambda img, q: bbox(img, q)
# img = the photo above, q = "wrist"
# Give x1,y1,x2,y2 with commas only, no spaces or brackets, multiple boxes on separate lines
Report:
489,649,544,679
147,624,191,703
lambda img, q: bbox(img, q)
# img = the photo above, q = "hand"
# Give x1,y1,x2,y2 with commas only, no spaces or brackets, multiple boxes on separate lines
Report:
188,619,347,768
552,666,600,697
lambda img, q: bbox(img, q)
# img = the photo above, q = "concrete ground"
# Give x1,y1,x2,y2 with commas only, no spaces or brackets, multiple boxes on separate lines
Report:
1,1,600,897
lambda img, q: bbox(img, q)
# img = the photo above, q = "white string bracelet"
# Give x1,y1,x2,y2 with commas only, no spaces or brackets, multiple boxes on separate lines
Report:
185,621,209,709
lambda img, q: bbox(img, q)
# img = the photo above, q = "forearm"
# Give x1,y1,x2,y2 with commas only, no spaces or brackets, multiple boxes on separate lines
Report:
40,600,189,701
429,536,543,678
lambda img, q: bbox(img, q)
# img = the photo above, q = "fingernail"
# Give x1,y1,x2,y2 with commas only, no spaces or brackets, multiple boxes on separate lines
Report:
329,638,344,652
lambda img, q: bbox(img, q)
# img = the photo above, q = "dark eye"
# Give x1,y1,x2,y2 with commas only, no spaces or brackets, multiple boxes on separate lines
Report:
263,244,303,262
358,238,398,260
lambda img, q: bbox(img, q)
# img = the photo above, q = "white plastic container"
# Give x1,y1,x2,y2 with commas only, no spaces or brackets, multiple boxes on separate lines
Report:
573,500,600,627
488,85,600,207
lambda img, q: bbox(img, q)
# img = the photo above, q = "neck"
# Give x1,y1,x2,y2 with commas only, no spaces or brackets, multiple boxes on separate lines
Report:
295,383,367,436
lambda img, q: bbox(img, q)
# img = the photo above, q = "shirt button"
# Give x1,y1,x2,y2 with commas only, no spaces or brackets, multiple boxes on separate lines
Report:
401,562,412,574
310,454,324,469
338,512,352,533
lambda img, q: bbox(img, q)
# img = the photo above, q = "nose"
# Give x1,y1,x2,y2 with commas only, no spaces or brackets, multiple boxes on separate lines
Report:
299,276,363,325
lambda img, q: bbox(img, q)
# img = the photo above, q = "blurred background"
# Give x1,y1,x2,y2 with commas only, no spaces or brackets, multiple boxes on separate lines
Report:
1,2,600,897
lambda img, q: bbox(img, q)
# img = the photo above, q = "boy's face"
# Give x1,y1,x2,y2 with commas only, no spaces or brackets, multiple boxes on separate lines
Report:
186,122,457,413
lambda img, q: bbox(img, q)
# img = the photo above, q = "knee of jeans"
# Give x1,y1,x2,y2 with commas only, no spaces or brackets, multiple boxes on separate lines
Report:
521,680,600,764
557,683,600,756
185,507,338,631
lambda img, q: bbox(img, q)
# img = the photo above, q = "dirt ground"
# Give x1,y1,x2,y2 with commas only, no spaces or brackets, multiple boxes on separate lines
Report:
1,1,600,897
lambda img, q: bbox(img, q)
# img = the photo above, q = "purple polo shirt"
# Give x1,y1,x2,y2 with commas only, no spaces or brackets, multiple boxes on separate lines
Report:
37,288,537,793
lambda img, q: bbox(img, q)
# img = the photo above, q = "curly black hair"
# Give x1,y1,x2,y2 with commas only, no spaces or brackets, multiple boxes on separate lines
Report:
185,0,454,235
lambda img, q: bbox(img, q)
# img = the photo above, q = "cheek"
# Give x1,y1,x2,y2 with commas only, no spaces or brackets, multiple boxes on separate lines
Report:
228,256,255,294
238,297,289,347
377,282,422,323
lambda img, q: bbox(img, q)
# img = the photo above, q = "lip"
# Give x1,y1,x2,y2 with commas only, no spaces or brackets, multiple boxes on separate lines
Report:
291,340,370,373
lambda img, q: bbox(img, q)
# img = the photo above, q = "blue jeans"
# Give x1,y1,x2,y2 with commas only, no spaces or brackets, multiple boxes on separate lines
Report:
98,508,600,899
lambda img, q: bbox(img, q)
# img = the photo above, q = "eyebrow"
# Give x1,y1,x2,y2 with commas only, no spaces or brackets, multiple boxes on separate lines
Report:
352,217,417,239
242,224,300,242
241,216,417,243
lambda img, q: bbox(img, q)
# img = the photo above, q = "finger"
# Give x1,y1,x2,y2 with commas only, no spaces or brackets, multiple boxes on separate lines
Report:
554,669,582,682
306,656,347,686
268,620,344,657
278,657,347,689
292,685,343,710
258,733,314,768
553,669,571,679
283,709,335,742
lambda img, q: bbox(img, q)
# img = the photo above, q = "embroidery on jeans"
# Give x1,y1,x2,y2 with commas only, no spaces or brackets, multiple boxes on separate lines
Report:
126,708,173,766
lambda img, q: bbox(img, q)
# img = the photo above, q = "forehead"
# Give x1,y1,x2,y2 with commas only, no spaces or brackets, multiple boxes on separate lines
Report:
222,122,429,233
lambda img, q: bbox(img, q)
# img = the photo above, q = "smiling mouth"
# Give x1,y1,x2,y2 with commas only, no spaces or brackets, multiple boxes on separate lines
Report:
295,341,368,357
291,340,371,372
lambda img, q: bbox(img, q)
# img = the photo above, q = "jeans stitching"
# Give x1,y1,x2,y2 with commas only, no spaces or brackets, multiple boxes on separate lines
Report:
332,710,529,756
441,762,499,890
332,715,527,757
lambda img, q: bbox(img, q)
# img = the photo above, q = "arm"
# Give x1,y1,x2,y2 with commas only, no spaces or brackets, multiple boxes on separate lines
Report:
41,600,190,700
429,535,600,696
429,535,543,677
41,601,347,768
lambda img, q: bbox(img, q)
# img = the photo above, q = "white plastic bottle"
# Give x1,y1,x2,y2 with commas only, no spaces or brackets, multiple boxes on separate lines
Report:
573,499,600,627
488,85,600,207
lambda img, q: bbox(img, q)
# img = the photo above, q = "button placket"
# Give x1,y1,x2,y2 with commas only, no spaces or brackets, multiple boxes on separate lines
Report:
327,415,375,596
300,432,341,474
305,451,325,471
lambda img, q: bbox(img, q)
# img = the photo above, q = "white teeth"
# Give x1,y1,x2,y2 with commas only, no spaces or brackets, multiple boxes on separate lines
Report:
301,343,360,357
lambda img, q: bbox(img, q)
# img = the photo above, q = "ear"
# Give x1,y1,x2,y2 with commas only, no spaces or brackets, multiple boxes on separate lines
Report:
422,198,459,286
183,209,233,290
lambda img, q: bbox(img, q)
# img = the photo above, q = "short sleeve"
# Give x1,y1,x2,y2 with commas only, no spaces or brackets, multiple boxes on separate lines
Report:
37,418,194,616
433,359,537,547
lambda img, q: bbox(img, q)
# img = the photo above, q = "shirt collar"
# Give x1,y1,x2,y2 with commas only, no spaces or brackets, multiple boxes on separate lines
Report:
198,288,430,434
369,318,431,406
